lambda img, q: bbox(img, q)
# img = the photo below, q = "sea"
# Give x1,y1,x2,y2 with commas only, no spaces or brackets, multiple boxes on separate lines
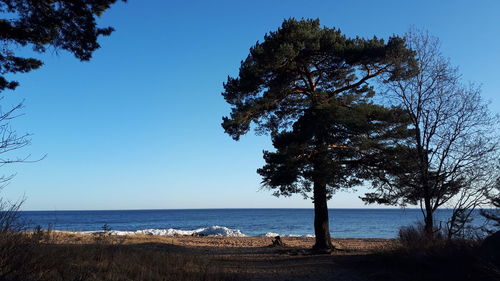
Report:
18,208,486,238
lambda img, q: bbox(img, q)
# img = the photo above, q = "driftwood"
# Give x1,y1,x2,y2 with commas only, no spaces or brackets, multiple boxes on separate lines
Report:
271,236,284,247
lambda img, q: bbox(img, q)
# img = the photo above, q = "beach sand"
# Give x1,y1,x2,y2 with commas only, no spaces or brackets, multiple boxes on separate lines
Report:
49,232,395,281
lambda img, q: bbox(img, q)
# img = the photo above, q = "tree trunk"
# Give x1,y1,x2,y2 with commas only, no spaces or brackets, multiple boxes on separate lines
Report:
312,181,333,250
424,198,434,237
415,127,434,238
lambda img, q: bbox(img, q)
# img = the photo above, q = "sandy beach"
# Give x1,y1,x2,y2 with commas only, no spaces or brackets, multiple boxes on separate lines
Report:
47,232,394,281
52,231,392,249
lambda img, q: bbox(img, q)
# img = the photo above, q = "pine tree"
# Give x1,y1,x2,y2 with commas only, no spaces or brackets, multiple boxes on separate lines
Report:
222,18,417,250
0,0,124,183
0,0,125,92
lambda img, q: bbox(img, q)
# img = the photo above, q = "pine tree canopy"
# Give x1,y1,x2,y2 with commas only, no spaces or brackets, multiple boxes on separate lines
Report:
222,18,417,140
258,103,415,197
0,0,125,92
222,18,418,198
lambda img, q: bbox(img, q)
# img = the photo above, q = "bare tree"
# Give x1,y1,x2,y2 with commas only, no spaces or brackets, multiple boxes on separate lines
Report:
0,99,32,232
362,29,500,237
0,99,32,186
0,196,25,233
445,167,498,239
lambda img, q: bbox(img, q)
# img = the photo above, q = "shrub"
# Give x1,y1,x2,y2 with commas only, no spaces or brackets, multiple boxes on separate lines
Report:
397,223,445,249
367,224,500,281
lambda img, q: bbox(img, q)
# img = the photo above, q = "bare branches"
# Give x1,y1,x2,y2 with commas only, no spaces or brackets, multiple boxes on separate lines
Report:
403,29,497,203
0,195,25,233
329,64,388,100
0,99,34,187
366,28,500,237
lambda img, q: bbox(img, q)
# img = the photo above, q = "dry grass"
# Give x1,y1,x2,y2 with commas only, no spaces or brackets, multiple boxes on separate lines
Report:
34,244,237,281
4,229,497,281
0,231,239,281
1,231,395,281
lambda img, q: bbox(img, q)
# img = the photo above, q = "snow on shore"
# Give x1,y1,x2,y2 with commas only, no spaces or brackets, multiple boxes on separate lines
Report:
75,226,314,237
80,225,246,237
262,232,315,238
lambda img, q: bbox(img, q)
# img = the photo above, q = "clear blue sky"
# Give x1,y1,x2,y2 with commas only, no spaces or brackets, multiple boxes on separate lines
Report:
2,0,499,210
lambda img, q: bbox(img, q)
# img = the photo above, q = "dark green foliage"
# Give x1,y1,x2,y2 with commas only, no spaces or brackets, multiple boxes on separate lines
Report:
258,104,413,198
222,18,417,249
222,18,416,199
0,0,125,92
222,19,417,141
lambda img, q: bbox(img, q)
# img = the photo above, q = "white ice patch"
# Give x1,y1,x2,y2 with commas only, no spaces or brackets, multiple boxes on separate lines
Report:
260,232,315,238
75,227,314,237
263,232,280,237
79,225,246,237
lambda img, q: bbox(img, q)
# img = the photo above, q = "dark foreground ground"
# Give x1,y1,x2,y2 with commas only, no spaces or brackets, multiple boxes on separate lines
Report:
2,232,499,281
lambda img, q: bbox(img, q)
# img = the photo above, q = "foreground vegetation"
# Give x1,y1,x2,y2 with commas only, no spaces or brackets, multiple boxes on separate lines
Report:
354,226,500,281
0,231,237,281
0,227,498,281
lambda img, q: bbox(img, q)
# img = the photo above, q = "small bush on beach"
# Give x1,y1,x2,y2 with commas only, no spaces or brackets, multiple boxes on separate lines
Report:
397,223,444,249
365,224,500,281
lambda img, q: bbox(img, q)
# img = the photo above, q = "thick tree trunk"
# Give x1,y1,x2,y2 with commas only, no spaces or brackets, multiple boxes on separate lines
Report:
312,181,333,251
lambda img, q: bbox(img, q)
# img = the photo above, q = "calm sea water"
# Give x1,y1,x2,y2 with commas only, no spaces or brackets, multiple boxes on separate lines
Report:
18,208,483,238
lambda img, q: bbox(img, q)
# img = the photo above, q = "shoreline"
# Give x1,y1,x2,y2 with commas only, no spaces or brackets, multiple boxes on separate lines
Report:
49,228,397,239
47,231,395,252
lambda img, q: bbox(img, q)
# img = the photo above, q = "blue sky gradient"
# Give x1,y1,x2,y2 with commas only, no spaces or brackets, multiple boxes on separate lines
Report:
2,0,499,210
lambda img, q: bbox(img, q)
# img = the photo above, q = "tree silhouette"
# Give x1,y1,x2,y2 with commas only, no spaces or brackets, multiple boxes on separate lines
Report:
362,29,499,238
0,0,125,92
0,0,124,181
222,18,417,250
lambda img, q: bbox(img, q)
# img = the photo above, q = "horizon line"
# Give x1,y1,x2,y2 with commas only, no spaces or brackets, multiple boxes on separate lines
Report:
20,207,452,212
